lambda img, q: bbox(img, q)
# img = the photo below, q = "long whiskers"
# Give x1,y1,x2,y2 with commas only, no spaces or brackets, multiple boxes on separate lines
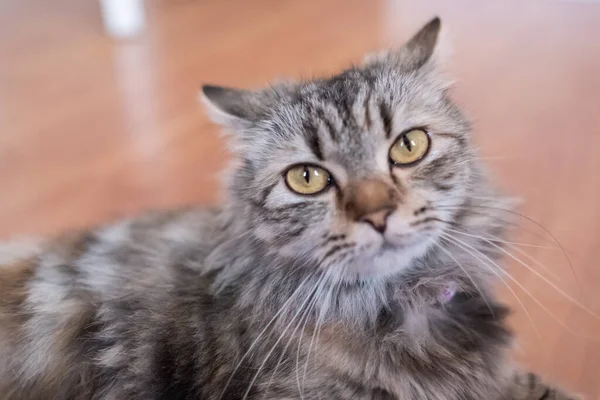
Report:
428,238,494,315
218,274,313,400
441,227,561,283
439,206,571,251
441,233,600,341
301,301,324,393
295,288,322,400
242,273,326,400
444,227,600,321
439,233,541,338
296,268,338,399
436,203,582,290
262,272,329,399
301,265,345,393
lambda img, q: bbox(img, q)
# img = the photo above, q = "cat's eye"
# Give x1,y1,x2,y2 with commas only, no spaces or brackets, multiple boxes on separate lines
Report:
284,164,332,195
389,129,431,166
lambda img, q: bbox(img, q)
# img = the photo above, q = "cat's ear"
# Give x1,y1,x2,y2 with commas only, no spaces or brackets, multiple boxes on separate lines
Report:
200,82,297,131
365,17,446,71
200,85,266,128
400,16,442,70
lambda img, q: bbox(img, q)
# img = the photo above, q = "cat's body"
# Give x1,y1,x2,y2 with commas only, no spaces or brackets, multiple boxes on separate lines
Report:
0,18,578,400
0,208,549,400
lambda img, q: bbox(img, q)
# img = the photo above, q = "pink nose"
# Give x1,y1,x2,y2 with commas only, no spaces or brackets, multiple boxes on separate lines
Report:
342,179,398,234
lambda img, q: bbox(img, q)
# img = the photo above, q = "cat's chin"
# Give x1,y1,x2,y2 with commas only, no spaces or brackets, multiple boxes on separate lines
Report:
381,233,423,251
343,234,434,281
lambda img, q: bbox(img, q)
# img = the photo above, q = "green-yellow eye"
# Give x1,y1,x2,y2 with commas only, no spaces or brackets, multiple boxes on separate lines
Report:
389,129,431,166
285,164,331,195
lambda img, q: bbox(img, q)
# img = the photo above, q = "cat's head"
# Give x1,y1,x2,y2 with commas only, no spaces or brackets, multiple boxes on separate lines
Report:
202,18,488,281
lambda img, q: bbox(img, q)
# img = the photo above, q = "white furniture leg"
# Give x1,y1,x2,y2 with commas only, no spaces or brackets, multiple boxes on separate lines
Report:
100,0,146,39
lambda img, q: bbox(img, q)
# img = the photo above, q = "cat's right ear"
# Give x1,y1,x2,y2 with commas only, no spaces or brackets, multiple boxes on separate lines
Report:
200,85,266,129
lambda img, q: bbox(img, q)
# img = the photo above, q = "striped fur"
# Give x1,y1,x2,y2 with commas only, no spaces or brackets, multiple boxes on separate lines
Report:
0,18,580,399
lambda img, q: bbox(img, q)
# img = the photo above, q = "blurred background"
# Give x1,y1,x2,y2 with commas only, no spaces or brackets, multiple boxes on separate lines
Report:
1,0,600,397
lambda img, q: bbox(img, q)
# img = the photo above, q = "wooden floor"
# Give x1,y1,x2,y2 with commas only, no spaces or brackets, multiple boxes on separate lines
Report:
1,0,600,397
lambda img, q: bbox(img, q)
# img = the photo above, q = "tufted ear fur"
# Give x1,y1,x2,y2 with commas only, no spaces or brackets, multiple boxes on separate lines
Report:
365,17,447,70
200,85,265,126
365,16,454,92
201,18,444,133
399,16,442,70
199,82,298,133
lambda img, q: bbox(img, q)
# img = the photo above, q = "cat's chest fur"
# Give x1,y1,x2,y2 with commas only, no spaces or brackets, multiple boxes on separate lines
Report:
299,291,512,400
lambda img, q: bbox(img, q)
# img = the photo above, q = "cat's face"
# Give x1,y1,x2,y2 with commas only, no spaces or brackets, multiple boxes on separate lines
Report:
204,18,477,280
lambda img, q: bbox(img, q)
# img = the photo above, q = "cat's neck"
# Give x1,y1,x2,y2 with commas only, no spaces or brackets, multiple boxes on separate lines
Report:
206,226,490,331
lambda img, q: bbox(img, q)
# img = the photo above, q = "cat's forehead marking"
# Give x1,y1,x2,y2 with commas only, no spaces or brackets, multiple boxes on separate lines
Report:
288,83,393,176
266,66,468,184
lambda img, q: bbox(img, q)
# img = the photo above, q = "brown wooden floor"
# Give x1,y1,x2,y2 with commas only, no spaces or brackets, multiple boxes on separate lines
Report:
1,0,600,397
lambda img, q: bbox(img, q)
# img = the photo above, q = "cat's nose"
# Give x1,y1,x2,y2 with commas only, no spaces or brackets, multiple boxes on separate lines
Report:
343,179,399,233
359,208,394,234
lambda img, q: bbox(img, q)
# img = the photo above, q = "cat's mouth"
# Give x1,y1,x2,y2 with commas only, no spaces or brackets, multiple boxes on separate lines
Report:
380,241,396,252
347,232,433,279
380,233,422,252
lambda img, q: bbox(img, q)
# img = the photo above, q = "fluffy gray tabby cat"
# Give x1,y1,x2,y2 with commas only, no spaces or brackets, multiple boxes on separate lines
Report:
0,17,580,400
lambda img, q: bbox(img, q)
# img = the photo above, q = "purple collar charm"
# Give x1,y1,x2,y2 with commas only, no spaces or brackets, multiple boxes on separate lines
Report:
439,282,458,304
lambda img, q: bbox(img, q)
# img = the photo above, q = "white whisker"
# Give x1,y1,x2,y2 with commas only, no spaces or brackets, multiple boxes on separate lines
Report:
439,233,540,338
428,238,494,315
262,272,327,400
218,274,313,400
503,243,562,282
435,204,567,249
295,271,331,399
442,233,600,342
302,265,344,392
436,203,582,279
445,227,600,321
242,274,325,400
444,228,561,282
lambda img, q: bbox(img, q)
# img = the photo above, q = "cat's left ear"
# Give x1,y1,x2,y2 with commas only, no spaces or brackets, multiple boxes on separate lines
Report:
399,16,443,70
366,16,451,73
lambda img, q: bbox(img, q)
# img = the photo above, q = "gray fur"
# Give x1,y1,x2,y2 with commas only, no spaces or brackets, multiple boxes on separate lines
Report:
0,17,579,400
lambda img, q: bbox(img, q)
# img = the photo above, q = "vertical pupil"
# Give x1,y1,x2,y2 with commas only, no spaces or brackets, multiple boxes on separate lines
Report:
403,135,412,152
303,167,310,183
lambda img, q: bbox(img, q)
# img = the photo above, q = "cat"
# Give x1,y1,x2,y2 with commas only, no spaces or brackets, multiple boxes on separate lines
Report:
0,17,580,400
